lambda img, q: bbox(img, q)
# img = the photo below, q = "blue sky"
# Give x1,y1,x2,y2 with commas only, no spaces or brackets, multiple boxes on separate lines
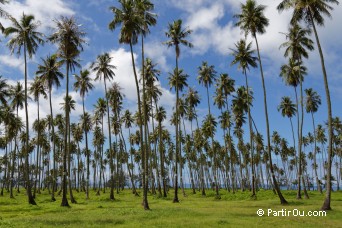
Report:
1,0,342,153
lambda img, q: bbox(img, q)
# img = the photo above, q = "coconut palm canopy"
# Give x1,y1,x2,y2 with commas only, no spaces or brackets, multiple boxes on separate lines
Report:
0,0,341,210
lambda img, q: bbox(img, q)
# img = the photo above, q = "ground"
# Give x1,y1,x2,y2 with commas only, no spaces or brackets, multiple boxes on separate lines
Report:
0,188,341,227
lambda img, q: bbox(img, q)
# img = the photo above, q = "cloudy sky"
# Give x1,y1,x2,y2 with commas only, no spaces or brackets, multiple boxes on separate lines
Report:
1,0,341,151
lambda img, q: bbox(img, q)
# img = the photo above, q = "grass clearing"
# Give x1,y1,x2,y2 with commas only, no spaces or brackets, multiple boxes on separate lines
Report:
0,189,341,227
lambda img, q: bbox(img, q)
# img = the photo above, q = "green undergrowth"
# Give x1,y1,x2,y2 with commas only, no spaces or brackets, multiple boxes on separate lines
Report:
0,188,341,227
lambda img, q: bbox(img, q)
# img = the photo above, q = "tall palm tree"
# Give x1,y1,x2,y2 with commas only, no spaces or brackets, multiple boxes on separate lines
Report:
277,0,339,211
74,69,94,199
36,54,63,201
9,82,24,198
90,53,116,200
49,16,85,206
279,58,307,199
230,39,257,198
109,0,151,208
280,22,314,199
168,67,188,202
197,61,220,198
29,76,47,198
164,19,192,203
135,1,157,202
235,0,287,204
305,88,322,193
4,13,44,205
155,106,167,197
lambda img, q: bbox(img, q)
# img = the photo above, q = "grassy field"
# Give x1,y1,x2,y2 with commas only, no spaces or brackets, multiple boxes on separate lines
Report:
0,188,341,227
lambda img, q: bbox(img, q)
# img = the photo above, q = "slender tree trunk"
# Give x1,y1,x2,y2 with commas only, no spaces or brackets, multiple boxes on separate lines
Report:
244,73,256,199
129,41,148,209
23,44,36,205
49,88,57,201
254,35,287,204
311,112,322,194
33,97,40,198
309,17,333,211
61,62,70,207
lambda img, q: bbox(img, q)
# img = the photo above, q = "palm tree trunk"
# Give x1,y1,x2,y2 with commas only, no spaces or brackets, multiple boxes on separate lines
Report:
61,62,70,207
33,97,40,198
254,35,287,204
50,88,57,201
309,14,333,211
244,73,256,199
311,112,322,194
24,43,36,205
129,41,148,209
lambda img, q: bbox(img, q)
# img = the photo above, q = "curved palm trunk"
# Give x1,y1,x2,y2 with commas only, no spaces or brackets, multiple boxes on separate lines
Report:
254,35,287,204
23,44,36,205
129,41,149,210
244,73,256,199
309,15,333,211
173,55,180,203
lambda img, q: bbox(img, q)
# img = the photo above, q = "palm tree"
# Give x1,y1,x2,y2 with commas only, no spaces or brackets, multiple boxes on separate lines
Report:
305,88,322,193
9,82,25,198
109,0,152,208
168,67,188,202
235,0,287,204
74,69,94,199
0,75,10,106
278,96,297,152
49,16,85,206
230,39,257,198
155,106,167,197
197,61,220,198
36,54,63,201
280,22,314,199
164,19,192,203
280,58,307,199
90,53,116,200
29,76,47,198
4,13,44,205
277,0,339,211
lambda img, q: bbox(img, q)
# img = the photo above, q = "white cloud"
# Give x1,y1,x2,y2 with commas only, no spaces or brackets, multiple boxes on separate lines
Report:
2,0,74,32
0,55,25,73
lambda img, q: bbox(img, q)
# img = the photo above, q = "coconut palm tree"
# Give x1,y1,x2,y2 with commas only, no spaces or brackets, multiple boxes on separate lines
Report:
278,96,297,151
277,0,339,211
74,69,94,199
49,16,85,206
9,82,24,198
36,54,63,201
280,58,307,199
109,0,152,206
230,39,257,198
197,61,220,198
4,13,44,205
235,0,287,204
164,19,192,203
90,53,116,200
168,67,188,202
280,22,314,199
155,106,167,197
0,75,10,106
305,88,322,193
29,76,47,198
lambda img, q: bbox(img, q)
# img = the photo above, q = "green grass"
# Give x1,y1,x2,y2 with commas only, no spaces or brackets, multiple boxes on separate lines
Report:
0,188,341,227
